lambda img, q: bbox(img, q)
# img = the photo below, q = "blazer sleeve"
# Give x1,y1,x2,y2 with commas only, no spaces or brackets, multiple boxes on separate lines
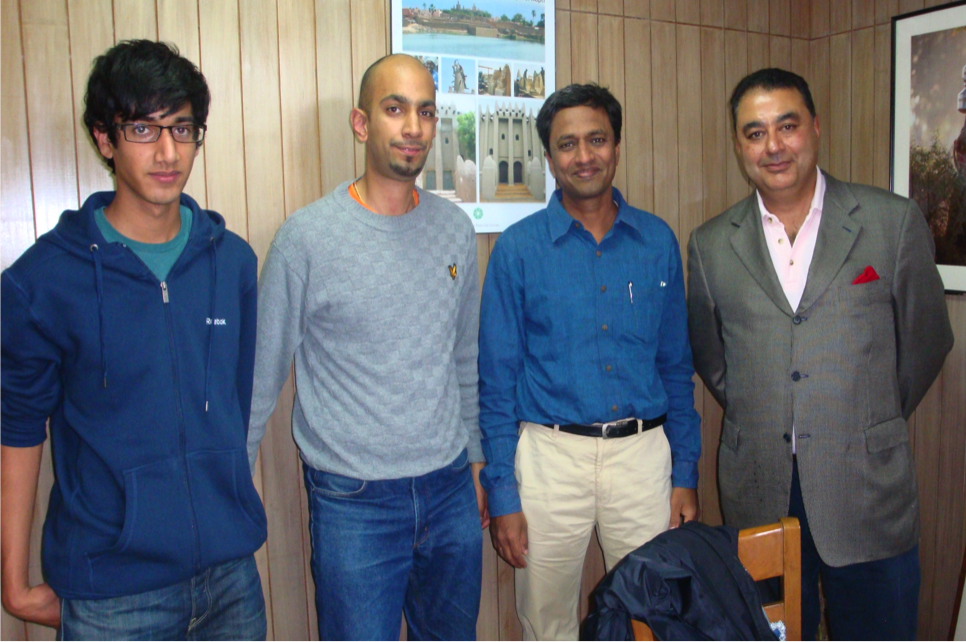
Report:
893,198,954,418
687,229,727,409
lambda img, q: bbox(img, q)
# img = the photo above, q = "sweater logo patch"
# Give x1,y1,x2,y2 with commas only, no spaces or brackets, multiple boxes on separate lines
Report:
206,318,227,326
448,264,457,280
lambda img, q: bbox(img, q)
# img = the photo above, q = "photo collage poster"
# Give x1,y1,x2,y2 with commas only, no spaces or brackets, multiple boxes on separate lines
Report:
391,0,556,233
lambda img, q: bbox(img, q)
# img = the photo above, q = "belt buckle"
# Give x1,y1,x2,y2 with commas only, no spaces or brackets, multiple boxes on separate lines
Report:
599,417,635,439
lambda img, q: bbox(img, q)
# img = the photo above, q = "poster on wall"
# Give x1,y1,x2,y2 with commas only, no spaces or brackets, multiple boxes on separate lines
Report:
891,0,966,292
391,0,556,233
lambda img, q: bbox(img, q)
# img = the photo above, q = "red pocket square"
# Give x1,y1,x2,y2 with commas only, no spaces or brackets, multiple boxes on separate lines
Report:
852,266,880,285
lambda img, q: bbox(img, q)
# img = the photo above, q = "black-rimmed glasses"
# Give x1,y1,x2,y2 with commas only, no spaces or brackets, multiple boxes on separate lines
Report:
116,122,206,144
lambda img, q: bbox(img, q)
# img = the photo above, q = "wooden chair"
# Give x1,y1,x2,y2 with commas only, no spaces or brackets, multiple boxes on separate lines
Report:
631,517,802,641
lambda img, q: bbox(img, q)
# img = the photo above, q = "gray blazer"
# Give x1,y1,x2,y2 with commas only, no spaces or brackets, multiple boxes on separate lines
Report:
687,171,953,566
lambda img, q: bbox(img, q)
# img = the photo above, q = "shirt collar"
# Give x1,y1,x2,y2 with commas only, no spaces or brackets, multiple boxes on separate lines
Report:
756,167,826,222
547,187,639,242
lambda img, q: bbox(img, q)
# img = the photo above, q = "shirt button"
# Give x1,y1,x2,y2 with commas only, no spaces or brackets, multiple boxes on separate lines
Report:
605,365,612,372
790,259,795,265
612,405,618,412
596,251,602,257
601,324,608,331
783,433,791,443
791,371,801,382
793,315,802,325
778,238,784,244
575,222,581,229
600,285,607,293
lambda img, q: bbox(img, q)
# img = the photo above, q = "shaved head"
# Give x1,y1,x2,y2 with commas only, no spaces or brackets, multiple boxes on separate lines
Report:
357,54,434,113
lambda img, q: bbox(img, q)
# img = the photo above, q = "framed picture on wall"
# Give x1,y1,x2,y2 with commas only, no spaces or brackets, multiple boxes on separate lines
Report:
891,0,966,292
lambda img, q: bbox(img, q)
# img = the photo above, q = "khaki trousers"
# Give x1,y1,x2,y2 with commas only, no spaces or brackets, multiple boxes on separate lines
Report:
514,422,672,641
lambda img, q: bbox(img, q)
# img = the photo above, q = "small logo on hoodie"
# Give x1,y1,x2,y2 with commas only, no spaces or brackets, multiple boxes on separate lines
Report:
206,318,227,326
448,264,457,280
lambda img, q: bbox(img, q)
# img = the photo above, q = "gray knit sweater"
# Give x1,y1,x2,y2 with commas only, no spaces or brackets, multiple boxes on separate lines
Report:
247,181,482,479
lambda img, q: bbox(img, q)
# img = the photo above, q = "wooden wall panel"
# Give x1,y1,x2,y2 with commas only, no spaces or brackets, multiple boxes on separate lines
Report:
158,0,207,208
66,0,115,203
623,18,654,211
21,0,79,235
4,3,966,641
1,0,37,272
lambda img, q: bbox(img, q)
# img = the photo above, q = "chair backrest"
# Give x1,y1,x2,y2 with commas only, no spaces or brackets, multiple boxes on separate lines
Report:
631,517,801,641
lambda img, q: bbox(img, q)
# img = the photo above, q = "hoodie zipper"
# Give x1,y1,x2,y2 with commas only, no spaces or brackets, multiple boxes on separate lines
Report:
159,279,202,572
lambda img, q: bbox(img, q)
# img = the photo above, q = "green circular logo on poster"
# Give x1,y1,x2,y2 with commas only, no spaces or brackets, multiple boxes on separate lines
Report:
473,208,483,220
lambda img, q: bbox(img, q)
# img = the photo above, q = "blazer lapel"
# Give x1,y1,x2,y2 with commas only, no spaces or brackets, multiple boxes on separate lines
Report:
729,196,795,317
797,174,861,312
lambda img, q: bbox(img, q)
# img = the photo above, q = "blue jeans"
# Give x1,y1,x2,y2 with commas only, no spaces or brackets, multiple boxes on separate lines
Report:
304,449,483,640
789,459,920,641
60,555,266,641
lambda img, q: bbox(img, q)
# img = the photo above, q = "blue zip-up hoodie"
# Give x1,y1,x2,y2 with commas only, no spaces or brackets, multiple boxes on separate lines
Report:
1,191,267,599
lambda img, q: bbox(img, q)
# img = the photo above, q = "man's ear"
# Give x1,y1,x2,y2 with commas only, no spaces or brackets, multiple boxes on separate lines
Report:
349,108,369,143
92,125,115,161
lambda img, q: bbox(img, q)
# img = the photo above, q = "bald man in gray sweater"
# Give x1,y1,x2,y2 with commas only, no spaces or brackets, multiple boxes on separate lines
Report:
247,54,485,640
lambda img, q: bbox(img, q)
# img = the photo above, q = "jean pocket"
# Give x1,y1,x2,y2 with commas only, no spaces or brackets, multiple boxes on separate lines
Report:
449,448,470,472
304,467,368,498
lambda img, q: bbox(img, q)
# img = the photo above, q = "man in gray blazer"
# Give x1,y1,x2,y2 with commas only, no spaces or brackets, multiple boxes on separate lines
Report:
688,68,953,641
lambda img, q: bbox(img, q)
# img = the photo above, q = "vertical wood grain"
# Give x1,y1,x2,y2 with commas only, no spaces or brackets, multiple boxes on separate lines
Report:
872,23,891,190
598,15,626,193
724,0,748,30
113,0,158,41
849,27,874,186
650,20,679,229
2,0,37,270
809,37,831,170
770,0,790,35
725,29,750,206
650,0,675,22
597,0,622,15
624,0,648,19
556,9,573,88
748,32,770,73
898,0,924,15
790,0,810,38
158,0,208,208
830,0,851,34
676,24,703,261
876,0,899,24
853,0,875,28
572,0,598,12
677,0,702,25
769,35,791,69
198,0,249,238
701,0,724,27
21,0,79,236
828,32,852,180
623,17,654,211
748,0,770,33
349,0,389,177
65,0,115,203
315,0,355,194
570,11,599,84
811,0,829,37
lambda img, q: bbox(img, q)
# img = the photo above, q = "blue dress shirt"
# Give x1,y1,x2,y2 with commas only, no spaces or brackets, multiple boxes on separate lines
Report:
478,188,702,518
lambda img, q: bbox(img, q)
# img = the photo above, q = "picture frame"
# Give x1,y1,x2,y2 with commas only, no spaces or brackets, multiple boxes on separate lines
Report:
891,0,966,293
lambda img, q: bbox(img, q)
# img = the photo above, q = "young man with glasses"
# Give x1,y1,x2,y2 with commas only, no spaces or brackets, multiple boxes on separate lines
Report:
1,40,267,640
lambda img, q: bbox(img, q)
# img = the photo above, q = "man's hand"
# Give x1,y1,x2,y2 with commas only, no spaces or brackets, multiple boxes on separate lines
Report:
470,462,490,529
2,582,60,628
669,487,699,528
489,511,528,568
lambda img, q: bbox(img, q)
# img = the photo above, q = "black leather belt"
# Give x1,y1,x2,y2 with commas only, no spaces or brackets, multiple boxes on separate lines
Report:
539,414,667,439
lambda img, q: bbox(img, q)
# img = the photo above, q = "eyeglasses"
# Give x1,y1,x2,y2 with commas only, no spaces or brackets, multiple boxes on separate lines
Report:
115,122,206,144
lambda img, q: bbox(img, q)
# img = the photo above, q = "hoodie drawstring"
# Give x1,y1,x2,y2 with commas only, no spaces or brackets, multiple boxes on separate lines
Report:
90,244,108,388
204,237,217,412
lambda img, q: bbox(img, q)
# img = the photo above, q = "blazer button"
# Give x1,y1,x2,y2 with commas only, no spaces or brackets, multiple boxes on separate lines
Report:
793,315,802,324
791,371,801,382
783,433,791,443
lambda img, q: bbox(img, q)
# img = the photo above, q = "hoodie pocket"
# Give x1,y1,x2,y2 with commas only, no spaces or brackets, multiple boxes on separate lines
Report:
187,449,267,563
86,457,195,594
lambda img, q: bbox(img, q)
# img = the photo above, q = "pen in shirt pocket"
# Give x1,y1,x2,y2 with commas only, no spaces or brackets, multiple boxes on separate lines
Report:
628,281,633,304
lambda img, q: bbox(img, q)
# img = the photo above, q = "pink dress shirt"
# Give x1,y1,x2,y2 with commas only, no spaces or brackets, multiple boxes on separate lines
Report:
756,169,826,453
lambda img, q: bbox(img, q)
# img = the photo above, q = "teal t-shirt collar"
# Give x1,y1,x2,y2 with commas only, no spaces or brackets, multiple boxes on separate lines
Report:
94,205,193,281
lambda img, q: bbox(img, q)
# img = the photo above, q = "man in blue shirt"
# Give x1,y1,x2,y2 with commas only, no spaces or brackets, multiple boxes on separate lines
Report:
478,83,701,640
